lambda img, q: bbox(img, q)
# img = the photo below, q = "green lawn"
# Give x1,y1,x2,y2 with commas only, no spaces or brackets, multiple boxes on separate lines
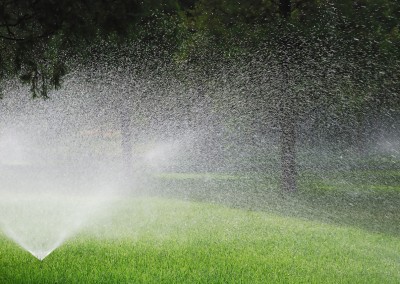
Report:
151,169,400,235
1,169,399,283
1,195,399,283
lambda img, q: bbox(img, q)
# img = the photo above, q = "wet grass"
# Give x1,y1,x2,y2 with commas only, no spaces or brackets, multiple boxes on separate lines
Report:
152,169,400,236
1,169,399,283
1,197,400,283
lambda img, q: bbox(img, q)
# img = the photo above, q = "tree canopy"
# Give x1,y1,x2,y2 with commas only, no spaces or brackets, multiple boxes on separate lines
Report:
1,0,398,97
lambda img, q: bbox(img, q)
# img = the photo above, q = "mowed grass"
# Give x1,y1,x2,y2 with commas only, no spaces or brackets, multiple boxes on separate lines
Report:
1,196,399,283
152,169,400,236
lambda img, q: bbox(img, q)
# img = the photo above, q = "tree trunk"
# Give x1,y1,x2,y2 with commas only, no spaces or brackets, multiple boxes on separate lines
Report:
279,56,297,192
279,0,297,192
120,105,132,182
280,106,297,192
354,110,366,156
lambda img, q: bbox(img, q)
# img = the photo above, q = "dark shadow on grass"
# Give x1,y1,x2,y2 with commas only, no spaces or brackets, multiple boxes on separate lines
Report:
135,171,400,237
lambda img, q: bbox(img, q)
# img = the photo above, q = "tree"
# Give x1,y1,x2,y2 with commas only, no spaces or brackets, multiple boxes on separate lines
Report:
278,0,297,192
181,0,342,192
1,0,399,192
0,0,186,182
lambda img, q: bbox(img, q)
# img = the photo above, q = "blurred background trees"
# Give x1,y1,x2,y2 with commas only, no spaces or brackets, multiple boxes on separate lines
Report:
1,0,399,191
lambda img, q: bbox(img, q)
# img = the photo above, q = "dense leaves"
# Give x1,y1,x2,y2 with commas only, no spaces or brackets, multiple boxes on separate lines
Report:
1,0,398,96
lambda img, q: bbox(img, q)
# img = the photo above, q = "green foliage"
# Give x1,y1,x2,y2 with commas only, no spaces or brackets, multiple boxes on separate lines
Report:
0,0,399,102
0,0,186,97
